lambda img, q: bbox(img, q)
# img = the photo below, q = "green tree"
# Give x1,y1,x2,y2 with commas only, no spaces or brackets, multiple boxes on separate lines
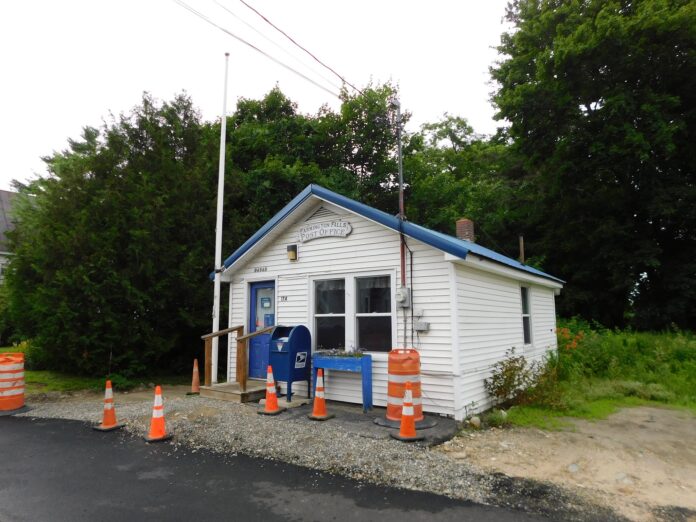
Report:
5,94,217,375
405,115,516,252
4,85,405,375
491,0,696,328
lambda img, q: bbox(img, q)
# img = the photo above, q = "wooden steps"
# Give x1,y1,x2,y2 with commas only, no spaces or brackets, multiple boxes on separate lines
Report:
199,381,266,403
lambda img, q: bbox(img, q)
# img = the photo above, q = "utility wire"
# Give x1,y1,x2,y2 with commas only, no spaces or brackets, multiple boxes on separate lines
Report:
212,0,343,91
237,0,362,94
173,0,341,99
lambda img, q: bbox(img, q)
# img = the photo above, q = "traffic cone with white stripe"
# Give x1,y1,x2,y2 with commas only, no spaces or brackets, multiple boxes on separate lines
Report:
186,358,200,395
308,369,334,421
390,381,425,442
93,380,124,432
258,365,284,415
144,386,172,442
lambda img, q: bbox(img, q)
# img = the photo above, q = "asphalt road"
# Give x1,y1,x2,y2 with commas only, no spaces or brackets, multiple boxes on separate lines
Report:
0,416,547,522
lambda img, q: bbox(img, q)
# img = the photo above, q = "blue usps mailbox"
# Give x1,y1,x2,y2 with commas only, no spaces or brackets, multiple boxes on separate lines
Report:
268,325,312,402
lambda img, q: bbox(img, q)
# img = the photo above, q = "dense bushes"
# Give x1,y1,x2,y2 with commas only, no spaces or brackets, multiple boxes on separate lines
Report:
554,318,696,404
484,320,696,417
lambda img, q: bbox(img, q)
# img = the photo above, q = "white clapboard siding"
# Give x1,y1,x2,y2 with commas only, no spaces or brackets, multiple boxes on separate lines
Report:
225,202,455,415
452,264,559,418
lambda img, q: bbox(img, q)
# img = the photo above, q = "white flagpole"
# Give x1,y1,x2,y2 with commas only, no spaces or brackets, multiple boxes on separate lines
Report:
212,52,230,384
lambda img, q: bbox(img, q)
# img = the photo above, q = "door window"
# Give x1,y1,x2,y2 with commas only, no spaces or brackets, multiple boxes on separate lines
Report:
254,287,275,330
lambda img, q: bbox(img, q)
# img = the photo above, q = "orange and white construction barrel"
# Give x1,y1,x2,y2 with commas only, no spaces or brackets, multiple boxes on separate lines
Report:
386,348,423,422
0,353,28,415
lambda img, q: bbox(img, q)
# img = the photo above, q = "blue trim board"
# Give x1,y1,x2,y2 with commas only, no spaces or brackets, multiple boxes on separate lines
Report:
214,184,564,284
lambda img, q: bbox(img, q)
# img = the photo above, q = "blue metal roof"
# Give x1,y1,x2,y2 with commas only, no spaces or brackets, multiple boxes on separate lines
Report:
217,184,564,284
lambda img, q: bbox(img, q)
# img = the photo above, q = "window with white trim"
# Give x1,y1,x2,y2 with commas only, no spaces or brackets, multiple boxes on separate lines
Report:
521,286,532,345
313,274,393,352
314,279,345,350
355,276,392,352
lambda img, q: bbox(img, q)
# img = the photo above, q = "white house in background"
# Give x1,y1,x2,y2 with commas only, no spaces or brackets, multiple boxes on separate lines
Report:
0,190,17,281
217,184,564,420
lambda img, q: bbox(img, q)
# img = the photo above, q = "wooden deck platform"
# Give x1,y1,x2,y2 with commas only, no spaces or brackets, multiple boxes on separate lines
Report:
199,381,266,403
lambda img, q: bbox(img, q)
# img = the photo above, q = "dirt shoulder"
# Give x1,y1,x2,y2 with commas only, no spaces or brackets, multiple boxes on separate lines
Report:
438,406,696,521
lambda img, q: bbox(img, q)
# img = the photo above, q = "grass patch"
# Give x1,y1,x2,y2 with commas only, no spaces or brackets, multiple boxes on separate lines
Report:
507,396,659,430
22,370,190,394
24,371,105,393
3,344,191,394
506,406,570,430
0,346,23,354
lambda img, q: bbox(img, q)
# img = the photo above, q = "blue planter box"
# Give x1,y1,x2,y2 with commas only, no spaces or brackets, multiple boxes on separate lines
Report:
311,354,373,412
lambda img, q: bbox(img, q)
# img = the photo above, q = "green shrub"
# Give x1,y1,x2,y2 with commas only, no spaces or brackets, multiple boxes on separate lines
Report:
639,383,675,403
108,373,137,391
1,339,52,371
483,348,541,406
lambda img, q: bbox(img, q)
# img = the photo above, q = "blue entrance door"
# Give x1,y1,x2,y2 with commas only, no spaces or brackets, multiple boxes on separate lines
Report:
248,281,275,379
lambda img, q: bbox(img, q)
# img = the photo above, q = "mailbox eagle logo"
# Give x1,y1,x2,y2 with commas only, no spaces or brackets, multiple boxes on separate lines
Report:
294,352,307,369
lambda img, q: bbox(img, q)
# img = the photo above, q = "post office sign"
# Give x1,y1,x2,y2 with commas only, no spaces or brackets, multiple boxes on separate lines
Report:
298,220,352,243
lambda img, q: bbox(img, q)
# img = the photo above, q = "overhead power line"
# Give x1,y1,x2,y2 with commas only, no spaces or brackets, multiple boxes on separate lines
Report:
237,0,362,94
212,0,343,91
173,0,341,98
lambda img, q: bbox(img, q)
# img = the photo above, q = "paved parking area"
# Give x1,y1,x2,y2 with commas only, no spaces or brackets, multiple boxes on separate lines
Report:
0,416,544,522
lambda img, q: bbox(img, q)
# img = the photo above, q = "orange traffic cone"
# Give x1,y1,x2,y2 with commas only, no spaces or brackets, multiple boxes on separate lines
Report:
144,385,172,442
308,369,334,421
258,366,284,416
390,381,425,442
93,380,124,432
186,359,200,395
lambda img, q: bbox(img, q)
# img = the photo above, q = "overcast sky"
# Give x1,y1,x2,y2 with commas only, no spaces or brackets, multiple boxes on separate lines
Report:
0,0,510,191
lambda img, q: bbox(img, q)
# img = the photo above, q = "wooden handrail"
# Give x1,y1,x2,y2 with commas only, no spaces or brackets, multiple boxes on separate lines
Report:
201,325,244,340
236,326,275,392
203,325,244,387
236,325,274,341
202,325,276,392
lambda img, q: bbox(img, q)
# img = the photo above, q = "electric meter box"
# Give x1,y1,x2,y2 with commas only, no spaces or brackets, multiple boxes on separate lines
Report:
395,286,411,308
268,325,312,402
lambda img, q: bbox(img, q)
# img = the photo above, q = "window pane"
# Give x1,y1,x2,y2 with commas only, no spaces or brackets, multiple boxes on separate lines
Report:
357,316,392,352
521,287,530,314
316,317,345,350
523,317,531,344
357,276,391,313
315,279,345,314
255,287,275,329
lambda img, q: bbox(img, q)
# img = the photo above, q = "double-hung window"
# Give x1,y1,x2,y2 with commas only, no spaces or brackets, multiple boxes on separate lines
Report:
314,279,345,350
356,276,392,352
521,286,532,345
313,274,393,352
